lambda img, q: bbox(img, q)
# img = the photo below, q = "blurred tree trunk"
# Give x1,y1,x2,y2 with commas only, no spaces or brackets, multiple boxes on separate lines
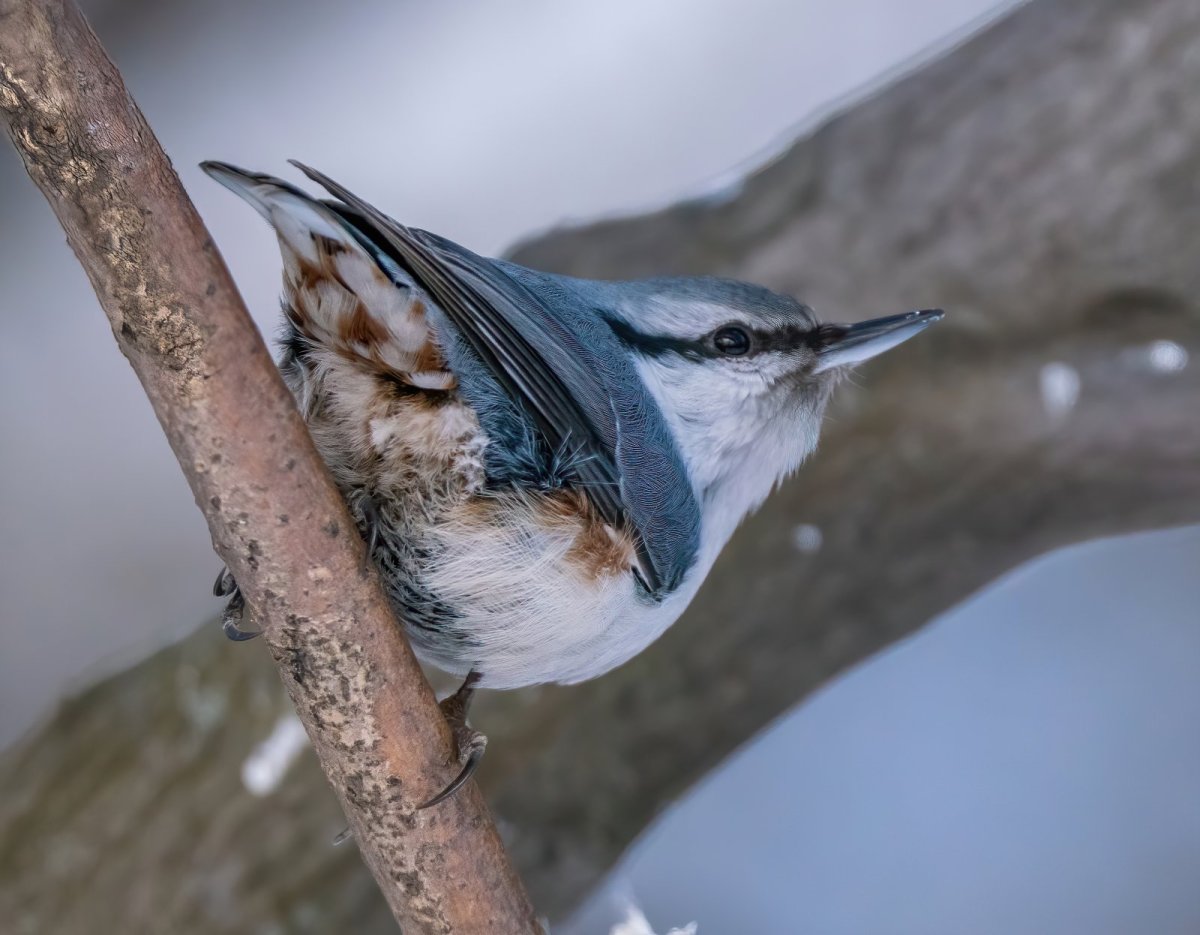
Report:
3,0,1199,929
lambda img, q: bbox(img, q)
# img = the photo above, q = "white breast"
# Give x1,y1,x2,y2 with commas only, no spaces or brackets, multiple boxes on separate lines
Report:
413,488,703,689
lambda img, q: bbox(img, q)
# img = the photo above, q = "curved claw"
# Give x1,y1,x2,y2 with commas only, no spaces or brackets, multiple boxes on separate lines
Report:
220,589,260,641
213,567,237,597
418,738,487,810
360,495,382,577
222,615,262,642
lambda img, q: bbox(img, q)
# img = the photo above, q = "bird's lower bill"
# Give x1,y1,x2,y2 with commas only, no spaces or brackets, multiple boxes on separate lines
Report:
814,308,944,372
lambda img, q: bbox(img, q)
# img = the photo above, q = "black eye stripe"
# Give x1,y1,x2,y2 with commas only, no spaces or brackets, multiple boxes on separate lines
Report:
709,322,817,356
751,324,821,353
604,315,704,359
605,315,818,360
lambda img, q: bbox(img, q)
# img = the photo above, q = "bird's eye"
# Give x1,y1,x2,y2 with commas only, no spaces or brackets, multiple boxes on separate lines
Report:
713,326,751,356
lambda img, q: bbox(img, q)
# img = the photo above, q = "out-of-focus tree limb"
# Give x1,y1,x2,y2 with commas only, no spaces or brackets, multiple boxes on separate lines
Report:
1,0,1198,930
0,1,536,931
492,0,1200,914
493,0,1200,913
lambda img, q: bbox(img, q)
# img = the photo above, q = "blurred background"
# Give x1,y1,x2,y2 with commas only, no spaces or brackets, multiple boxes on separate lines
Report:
2,0,1198,933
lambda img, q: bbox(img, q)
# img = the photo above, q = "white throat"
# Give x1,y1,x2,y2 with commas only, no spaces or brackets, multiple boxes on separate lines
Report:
631,355,823,570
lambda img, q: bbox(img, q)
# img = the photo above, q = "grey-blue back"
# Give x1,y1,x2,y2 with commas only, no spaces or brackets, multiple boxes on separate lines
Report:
329,207,702,600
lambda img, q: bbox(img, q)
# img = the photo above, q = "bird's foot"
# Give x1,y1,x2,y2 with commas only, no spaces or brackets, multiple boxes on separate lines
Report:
213,567,261,641
217,490,379,643
419,670,487,809
213,566,237,598
358,493,383,577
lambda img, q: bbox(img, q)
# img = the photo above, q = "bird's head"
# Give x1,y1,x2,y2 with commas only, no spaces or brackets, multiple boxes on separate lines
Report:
599,277,942,551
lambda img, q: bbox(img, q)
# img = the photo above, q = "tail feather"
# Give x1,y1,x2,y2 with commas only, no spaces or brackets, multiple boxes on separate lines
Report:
200,160,351,266
200,160,453,389
200,161,303,218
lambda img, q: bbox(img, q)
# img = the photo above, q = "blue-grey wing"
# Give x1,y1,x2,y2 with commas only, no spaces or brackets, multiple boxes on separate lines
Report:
290,162,700,598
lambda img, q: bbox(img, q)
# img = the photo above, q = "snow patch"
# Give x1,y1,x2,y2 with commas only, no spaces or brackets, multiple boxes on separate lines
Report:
1119,339,1189,375
242,713,310,797
610,903,698,935
1148,340,1188,374
1039,362,1080,420
792,523,824,554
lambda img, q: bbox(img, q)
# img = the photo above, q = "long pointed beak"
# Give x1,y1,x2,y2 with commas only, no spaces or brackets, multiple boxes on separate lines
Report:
814,308,944,373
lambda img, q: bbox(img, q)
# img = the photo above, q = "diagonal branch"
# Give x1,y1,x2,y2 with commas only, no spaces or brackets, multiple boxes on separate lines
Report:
0,0,537,931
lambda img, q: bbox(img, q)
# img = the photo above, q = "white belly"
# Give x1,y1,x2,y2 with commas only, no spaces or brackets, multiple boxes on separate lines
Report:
409,488,701,689
292,353,701,689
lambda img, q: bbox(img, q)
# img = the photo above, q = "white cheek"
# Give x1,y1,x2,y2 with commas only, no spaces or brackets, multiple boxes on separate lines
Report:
634,356,819,486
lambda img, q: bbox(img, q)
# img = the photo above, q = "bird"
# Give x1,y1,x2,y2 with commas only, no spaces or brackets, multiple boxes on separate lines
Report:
202,159,943,807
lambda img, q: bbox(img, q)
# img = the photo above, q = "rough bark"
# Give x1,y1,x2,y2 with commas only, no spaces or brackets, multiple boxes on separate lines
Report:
0,1,536,932
2,0,1198,929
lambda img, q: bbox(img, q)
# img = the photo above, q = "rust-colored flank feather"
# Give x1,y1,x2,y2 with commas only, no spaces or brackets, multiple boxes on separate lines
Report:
538,490,638,583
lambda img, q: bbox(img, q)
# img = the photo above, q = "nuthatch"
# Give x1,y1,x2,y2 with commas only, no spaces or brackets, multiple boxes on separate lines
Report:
203,160,943,806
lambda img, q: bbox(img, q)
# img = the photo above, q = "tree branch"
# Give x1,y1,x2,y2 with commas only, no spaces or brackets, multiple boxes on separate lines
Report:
0,1,537,931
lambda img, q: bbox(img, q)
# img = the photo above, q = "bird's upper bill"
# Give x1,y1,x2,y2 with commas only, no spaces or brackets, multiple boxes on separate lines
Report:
813,308,944,373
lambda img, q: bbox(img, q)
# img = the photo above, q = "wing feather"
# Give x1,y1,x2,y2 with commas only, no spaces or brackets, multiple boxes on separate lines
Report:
289,161,695,597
